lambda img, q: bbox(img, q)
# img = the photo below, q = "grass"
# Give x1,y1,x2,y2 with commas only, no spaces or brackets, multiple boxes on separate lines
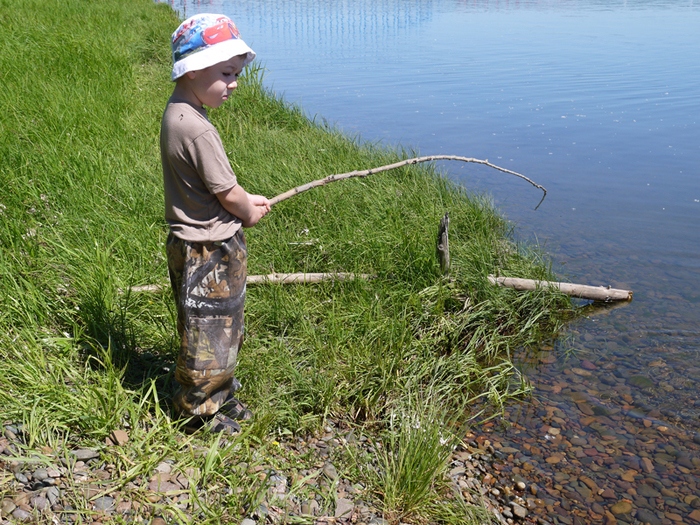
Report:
0,0,574,522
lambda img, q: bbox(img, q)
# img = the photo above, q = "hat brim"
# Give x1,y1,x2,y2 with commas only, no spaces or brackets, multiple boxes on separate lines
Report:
171,39,256,81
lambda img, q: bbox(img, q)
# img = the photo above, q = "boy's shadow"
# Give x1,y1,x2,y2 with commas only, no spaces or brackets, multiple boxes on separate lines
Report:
80,282,178,414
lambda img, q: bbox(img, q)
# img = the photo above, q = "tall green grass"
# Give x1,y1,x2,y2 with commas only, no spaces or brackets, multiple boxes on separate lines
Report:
0,0,573,522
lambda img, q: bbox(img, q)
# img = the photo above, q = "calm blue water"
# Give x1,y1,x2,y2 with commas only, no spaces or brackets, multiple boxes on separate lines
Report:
162,0,699,342
161,0,700,510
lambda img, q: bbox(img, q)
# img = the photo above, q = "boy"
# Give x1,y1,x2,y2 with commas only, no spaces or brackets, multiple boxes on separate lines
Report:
161,13,270,434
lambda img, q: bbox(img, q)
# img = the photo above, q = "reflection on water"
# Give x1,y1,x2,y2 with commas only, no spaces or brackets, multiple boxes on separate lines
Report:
161,0,699,521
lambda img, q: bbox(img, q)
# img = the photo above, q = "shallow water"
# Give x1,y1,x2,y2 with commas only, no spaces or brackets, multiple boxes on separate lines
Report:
161,0,700,521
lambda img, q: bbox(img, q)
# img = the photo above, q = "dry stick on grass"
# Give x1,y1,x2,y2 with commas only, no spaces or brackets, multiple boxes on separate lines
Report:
488,275,633,302
126,272,372,293
269,155,548,209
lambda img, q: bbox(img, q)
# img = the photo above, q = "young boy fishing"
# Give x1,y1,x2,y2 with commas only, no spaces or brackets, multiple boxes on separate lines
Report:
161,13,270,434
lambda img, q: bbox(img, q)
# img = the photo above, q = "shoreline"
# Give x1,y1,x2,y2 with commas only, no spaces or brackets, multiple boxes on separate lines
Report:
0,0,572,523
1,420,548,525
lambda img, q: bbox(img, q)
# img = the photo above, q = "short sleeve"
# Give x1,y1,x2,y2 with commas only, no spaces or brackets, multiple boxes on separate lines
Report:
188,129,238,195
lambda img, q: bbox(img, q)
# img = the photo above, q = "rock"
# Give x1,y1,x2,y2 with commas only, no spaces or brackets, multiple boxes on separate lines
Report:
610,501,633,515
149,473,179,493
510,502,528,518
93,496,115,512
241,519,256,525
72,449,100,461
116,500,132,513
154,462,172,474
580,477,599,493
30,496,49,511
14,472,28,484
689,509,700,522
640,457,654,473
637,484,660,498
151,518,167,525
635,509,661,525
322,462,339,481
628,376,654,389
335,498,354,518
577,485,592,499
33,468,48,481
13,493,30,507
621,470,637,482
581,360,597,370
12,507,32,522
45,487,60,506
1,498,16,516
108,429,129,446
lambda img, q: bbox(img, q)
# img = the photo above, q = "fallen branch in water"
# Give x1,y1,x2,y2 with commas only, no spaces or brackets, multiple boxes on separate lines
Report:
124,272,373,293
488,275,633,302
270,155,548,209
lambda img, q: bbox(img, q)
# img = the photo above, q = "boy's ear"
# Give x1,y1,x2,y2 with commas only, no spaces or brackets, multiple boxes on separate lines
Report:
186,71,197,80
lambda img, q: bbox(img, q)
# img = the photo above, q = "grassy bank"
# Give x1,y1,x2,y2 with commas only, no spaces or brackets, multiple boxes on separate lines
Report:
0,0,572,522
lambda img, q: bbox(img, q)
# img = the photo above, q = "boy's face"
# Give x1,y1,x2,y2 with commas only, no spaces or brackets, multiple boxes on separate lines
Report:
186,55,245,109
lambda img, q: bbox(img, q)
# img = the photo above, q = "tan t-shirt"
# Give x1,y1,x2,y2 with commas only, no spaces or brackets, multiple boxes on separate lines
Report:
160,97,242,242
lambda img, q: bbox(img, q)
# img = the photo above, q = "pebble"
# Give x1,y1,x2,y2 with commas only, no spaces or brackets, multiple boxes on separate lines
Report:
510,502,528,518
109,429,129,446
322,462,339,481
33,468,48,481
335,498,354,518
12,507,31,521
635,509,661,525
93,496,115,512
30,495,48,511
72,449,100,461
1,498,16,516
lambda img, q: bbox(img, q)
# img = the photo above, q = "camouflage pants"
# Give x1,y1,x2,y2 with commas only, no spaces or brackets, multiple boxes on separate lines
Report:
166,230,247,417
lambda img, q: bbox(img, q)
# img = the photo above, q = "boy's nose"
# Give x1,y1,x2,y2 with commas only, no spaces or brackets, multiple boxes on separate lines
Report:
228,80,237,90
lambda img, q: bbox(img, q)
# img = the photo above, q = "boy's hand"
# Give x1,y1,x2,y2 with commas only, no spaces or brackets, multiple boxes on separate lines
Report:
243,193,271,228
247,193,271,210
216,186,271,228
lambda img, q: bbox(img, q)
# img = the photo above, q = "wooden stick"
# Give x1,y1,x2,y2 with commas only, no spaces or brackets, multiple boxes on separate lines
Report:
270,155,547,209
124,272,373,293
247,272,374,284
488,275,633,302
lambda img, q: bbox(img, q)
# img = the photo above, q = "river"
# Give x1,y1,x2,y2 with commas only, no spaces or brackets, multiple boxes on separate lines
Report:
159,1,700,522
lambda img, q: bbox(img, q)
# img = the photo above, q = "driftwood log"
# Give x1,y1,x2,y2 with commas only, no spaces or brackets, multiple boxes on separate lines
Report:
270,155,547,209
488,275,633,302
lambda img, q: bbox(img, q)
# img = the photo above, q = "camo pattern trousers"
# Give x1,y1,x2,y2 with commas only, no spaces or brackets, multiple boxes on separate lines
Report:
166,230,247,417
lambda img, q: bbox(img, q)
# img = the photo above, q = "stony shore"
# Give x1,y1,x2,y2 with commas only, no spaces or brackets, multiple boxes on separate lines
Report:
1,421,552,525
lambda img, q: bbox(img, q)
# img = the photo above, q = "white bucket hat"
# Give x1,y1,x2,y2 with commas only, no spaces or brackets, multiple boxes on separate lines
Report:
170,13,256,81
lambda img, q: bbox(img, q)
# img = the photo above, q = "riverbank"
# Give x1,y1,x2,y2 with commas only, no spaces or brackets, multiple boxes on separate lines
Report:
0,0,570,523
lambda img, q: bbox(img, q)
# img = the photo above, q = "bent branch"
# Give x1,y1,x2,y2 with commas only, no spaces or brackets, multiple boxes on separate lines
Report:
270,155,547,209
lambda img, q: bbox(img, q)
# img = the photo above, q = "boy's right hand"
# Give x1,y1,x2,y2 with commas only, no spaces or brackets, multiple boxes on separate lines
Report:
216,186,271,228
241,202,270,227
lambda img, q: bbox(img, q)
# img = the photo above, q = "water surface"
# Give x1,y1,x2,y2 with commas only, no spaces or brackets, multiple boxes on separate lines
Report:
161,0,700,520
